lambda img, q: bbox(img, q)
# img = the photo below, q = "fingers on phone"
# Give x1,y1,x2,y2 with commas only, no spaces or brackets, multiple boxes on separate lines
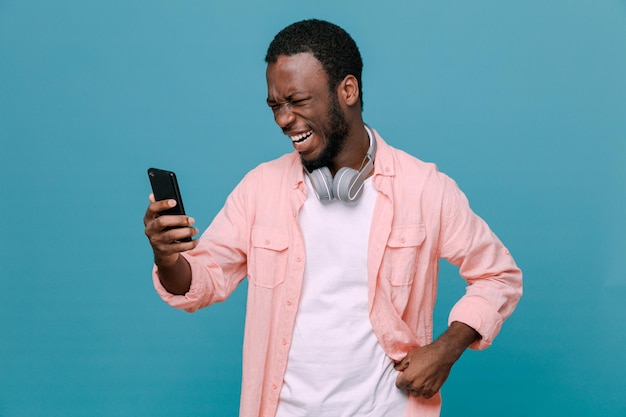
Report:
147,199,175,218
155,214,189,228
164,226,199,245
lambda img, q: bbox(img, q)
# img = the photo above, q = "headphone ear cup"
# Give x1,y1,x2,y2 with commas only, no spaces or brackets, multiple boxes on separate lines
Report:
308,167,335,201
332,167,359,203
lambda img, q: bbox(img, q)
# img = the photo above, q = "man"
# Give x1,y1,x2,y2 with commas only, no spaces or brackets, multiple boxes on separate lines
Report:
144,19,522,417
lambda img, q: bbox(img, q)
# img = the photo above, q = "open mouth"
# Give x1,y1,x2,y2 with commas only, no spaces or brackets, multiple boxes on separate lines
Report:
290,130,313,144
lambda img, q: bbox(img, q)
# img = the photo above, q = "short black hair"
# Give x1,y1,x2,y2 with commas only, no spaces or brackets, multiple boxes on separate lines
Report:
265,19,364,108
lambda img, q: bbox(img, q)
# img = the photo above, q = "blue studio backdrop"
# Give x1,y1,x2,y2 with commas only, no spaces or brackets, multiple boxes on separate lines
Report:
1,1,625,416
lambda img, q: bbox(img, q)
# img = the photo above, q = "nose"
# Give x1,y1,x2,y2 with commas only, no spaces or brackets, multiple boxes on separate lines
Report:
274,105,296,130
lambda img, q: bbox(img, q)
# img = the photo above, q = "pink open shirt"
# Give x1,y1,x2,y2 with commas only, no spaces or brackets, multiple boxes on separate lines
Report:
153,130,523,417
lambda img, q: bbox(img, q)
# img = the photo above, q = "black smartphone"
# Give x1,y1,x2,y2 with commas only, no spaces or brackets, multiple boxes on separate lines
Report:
147,167,191,242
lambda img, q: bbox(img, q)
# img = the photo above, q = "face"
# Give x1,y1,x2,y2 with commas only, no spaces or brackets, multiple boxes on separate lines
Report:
266,53,349,171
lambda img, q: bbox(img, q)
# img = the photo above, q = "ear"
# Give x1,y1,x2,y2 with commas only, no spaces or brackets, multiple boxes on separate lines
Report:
337,75,360,108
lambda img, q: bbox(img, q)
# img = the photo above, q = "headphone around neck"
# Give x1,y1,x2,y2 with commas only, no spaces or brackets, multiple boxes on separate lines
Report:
306,124,377,204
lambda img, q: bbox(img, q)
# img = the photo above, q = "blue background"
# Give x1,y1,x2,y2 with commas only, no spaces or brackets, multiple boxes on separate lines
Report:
1,1,625,416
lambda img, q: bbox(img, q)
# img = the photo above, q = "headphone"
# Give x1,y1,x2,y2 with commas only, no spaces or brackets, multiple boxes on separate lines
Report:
306,124,377,203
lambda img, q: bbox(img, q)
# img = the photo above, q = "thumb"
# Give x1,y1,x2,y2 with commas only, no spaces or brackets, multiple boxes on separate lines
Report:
394,356,409,372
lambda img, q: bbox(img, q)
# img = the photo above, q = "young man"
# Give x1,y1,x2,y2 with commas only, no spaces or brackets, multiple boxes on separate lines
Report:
144,19,522,417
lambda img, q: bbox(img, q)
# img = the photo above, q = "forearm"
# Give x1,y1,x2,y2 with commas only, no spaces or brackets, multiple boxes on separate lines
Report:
155,254,192,295
434,321,481,362
394,321,481,398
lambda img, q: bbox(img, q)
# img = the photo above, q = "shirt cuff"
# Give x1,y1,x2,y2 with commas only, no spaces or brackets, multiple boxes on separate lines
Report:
151,253,206,313
448,295,504,350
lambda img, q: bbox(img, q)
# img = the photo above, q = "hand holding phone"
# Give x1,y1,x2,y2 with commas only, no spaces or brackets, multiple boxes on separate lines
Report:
145,168,198,295
147,168,193,242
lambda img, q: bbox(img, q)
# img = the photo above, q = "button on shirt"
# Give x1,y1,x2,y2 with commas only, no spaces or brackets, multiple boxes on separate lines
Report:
153,129,523,417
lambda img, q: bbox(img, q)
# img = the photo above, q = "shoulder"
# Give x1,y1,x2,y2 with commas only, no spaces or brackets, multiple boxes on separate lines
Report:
240,152,300,185
376,135,457,192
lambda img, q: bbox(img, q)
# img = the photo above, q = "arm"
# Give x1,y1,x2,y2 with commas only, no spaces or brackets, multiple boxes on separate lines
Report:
147,171,254,311
396,174,522,398
439,176,523,350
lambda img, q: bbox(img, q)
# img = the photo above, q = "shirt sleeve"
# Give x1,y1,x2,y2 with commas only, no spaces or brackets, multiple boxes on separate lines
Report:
438,175,523,350
152,172,253,313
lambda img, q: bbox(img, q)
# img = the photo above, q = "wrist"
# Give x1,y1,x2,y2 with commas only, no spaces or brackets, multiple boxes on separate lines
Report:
155,253,180,269
435,321,481,360
155,253,192,295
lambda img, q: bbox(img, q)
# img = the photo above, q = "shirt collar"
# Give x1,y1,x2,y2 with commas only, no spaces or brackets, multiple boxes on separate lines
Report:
287,126,396,190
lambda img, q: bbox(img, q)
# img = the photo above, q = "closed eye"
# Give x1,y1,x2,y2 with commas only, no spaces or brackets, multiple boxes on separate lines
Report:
266,96,311,112
291,97,310,106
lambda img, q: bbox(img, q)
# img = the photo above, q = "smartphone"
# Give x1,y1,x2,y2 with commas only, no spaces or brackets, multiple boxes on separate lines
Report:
147,167,191,242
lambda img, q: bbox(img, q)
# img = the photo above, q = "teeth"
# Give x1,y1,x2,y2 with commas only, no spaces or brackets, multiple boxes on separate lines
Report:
290,131,313,143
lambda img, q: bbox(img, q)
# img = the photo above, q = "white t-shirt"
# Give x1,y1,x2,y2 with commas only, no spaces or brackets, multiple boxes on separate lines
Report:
275,176,408,417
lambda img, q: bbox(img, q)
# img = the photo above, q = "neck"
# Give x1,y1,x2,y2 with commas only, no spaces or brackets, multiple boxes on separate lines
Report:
329,122,370,175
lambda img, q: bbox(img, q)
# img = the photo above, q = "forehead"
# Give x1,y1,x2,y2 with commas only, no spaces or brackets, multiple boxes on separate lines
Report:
266,52,328,98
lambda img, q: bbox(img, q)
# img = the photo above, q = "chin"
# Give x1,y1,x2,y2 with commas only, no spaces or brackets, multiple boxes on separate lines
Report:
301,156,324,172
